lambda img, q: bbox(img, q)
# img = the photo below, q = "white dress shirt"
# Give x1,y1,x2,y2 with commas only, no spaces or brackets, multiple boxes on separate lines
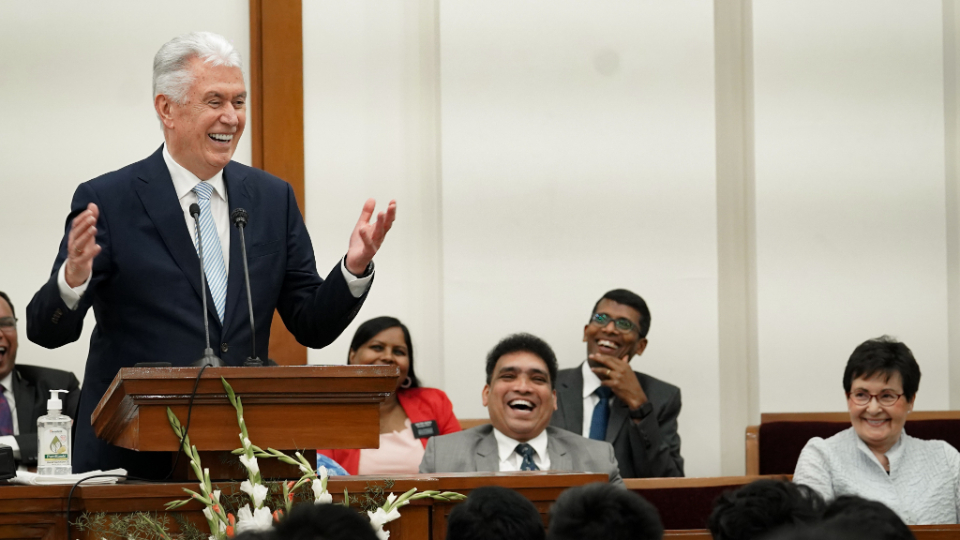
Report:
57,145,372,308
0,371,20,458
493,427,551,471
580,361,612,438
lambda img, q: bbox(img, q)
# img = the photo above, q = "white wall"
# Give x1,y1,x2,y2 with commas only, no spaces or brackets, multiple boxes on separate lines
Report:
752,1,950,413
0,1,250,380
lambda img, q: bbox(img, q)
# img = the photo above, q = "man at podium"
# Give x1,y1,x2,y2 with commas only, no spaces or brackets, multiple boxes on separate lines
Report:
26,32,395,478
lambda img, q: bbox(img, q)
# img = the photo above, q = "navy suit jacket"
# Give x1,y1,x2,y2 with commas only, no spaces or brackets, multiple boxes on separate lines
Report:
27,146,367,478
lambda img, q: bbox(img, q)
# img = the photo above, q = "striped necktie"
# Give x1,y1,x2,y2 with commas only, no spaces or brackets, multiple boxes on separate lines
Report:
193,181,227,323
0,384,13,436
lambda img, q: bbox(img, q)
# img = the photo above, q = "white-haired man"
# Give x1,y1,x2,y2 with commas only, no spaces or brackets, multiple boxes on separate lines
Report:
27,32,396,477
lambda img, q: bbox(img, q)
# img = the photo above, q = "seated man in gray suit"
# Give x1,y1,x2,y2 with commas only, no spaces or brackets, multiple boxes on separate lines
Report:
550,289,683,478
420,333,622,485
0,291,80,466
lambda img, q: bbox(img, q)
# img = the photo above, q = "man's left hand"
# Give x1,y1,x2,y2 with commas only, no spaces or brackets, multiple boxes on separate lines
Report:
590,353,648,411
345,198,397,276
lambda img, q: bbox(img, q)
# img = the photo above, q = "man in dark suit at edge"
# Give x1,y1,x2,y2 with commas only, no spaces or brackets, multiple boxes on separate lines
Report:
0,291,80,467
550,289,683,478
26,32,396,478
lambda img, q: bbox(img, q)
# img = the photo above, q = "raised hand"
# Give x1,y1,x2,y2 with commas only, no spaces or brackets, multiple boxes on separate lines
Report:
65,203,102,288
345,198,397,276
590,353,648,411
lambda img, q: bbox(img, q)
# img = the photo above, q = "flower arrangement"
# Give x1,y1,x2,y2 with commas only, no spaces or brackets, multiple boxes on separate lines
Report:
80,376,466,540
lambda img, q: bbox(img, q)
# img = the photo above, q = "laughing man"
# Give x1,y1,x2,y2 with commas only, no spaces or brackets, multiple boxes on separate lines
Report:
419,333,622,485
551,289,683,478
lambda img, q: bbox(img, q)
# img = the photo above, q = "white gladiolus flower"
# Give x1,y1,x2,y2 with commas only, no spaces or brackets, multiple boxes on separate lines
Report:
240,480,270,508
239,454,260,476
318,466,329,481
385,493,398,508
235,504,275,534
375,528,390,540
212,489,222,504
202,507,214,521
367,507,401,530
243,437,252,448
312,478,332,504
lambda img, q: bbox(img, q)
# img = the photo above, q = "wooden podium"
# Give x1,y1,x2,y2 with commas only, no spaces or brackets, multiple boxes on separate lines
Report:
91,365,398,479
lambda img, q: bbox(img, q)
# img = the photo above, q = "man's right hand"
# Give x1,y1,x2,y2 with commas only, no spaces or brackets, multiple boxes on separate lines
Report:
65,203,101,288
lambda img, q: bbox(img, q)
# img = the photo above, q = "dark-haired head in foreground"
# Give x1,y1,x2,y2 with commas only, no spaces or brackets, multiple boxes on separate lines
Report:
268,502,378,540
446,486,545,540
708,479,824,540
547,482,663,540
821,495,915,540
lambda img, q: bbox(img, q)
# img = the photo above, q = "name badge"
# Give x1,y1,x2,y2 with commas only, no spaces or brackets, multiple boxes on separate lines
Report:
412,420,439,439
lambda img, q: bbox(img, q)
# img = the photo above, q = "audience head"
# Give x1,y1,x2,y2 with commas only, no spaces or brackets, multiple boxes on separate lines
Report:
269,502,379,540
547,482,663,540
348,316,419,391
446,486,545,540
483,333,558,442
821,495,915,540
584,289,650,369
707,479,824,540
843,336,920,453
0,291,18,379
153,32,247,180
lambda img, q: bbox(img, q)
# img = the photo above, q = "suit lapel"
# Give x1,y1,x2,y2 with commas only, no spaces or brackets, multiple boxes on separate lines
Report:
557,366,585,434
134,147,219,324
12,369,35,434
222,163,251,334
546,427,572,471
475,428,500,471
606,397,628,443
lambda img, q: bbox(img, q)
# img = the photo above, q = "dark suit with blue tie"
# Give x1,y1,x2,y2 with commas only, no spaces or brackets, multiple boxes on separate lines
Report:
26,146,367,477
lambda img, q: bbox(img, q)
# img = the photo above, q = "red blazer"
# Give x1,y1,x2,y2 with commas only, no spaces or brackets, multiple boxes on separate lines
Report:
318,386,461,475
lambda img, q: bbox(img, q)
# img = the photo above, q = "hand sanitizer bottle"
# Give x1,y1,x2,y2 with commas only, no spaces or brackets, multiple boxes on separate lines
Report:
37,389,72,476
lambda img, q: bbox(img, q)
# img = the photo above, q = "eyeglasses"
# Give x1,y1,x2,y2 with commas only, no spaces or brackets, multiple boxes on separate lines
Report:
0,317,17,333
847,390,903,407
589,313,640,334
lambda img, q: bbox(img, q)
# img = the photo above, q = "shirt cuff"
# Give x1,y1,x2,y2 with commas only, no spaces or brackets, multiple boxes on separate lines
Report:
0,435,20,460
340,258,373,299
57,263,91,310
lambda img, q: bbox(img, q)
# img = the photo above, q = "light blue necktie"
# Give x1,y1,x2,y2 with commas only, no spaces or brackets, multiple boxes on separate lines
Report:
193,182,227,323
515,443,539,471
589,386,613,440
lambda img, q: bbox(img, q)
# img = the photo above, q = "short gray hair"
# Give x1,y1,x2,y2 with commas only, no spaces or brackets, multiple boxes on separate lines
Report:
153,31,243,105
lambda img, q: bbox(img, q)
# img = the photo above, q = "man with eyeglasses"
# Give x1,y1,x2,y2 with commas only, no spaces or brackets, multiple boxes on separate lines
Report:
0,291,80,467
550,289,683,478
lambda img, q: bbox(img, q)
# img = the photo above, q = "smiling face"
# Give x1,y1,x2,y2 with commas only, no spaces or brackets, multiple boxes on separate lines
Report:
0,296,17,380
584,299,647,367
483,351,557,442
848,373,913,454
348,327,410,391
156,57,246,180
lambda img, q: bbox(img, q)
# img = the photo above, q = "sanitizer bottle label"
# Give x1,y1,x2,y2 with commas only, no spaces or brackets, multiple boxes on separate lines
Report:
40,428,70,465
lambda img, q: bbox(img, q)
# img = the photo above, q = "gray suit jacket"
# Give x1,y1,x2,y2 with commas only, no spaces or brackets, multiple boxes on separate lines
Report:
419,424,623,485
551,364,683,478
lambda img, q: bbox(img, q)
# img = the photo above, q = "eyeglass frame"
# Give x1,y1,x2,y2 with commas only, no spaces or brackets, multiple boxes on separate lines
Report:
588,312,641,334
846,390,904,407
0,317,18,333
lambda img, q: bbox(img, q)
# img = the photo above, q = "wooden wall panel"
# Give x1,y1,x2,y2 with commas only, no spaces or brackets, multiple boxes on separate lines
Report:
250,0,307,365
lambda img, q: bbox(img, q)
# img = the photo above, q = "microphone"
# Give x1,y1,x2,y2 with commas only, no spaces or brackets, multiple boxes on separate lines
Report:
190,203,225,368
232,208,262,367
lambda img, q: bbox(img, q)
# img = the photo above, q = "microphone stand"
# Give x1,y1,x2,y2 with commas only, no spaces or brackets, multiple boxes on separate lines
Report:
232,208,263,367
191,203,225,368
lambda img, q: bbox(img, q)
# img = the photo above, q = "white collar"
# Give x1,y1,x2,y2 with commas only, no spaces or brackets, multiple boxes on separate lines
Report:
162,145,226,202
581,360,602,398
493,427,550,463
0,370,12,393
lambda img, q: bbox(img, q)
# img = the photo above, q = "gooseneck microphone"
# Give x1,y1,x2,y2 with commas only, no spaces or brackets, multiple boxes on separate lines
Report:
232,208,262,367
190,203,225,368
